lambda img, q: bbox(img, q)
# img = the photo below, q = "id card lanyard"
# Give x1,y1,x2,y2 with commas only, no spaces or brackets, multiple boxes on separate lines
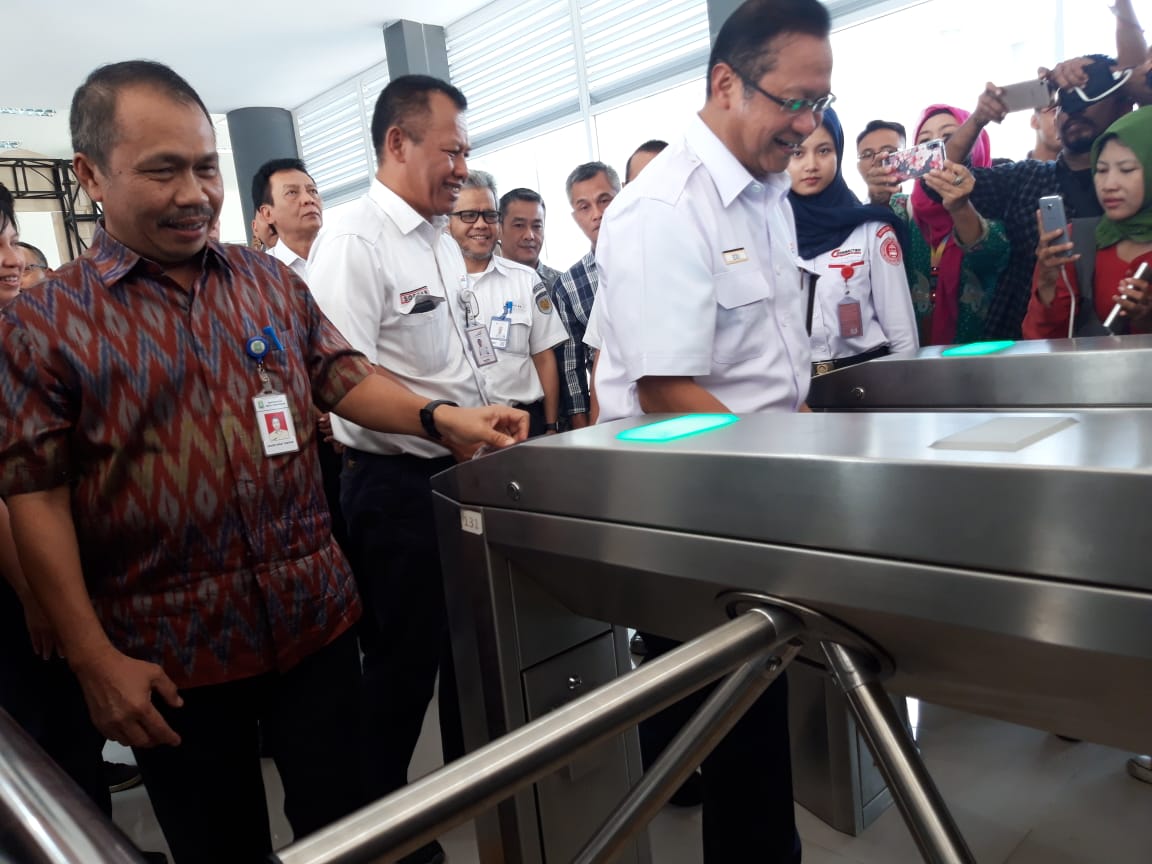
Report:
488,301,514,350
246,326,300,457
833,263,863,339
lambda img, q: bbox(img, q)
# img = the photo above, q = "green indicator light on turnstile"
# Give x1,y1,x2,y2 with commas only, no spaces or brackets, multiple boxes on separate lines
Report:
616,414,740,442
940,340,1015,358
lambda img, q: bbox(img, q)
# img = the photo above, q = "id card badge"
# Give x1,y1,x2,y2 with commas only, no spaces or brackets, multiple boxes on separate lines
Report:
253,392,300,457
466,324,499,367
837,296,863,339
488,315,511,350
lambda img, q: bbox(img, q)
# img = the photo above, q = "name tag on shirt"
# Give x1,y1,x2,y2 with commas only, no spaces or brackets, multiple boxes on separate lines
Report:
722,248,749,266
466,324,499,366
253,392,300,457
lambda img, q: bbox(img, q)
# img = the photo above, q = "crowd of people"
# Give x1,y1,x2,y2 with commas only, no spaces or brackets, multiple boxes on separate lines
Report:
2,0,1152,863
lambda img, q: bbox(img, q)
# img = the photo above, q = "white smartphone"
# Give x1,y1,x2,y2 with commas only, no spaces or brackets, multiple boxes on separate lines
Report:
1103,261,1151,332
1039,195,1071,256
1000,78,1054,113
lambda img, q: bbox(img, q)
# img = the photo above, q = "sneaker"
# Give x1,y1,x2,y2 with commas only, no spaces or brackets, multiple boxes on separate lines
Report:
397,839,446,864
630,633,648,657
104,761,142,793
1127,755,1152,784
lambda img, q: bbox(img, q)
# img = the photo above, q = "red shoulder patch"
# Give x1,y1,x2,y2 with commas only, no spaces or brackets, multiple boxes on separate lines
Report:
881,236,902,265
876,224,894,239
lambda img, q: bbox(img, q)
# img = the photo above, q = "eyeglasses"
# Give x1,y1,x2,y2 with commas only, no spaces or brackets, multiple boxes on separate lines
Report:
857,146,899,162
451,209,499,224
730,65,835,115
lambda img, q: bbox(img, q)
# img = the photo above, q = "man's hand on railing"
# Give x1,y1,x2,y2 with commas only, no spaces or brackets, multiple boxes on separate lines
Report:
71,646,184,748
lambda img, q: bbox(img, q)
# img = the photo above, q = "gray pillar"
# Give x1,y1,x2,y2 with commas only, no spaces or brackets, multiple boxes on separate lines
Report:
707,0,743,42
383,19,451,80
226,107,299,239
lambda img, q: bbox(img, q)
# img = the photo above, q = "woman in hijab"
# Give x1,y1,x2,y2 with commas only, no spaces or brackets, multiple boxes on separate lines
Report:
788,107,918,374
1025,105,1152,337
886,104,1010,345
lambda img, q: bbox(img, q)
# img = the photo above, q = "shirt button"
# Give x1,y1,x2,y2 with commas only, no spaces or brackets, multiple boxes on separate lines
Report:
752,183,763,193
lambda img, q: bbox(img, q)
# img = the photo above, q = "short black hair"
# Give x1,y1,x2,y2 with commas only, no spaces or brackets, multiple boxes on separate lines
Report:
625,139,668,181
707,0,831,98
71,60,212,170
499,188,545,220
370,74,467,161
0,183,15,235
16,241,47,269
855,119,907,148
251,157,311,212
565,162,621,202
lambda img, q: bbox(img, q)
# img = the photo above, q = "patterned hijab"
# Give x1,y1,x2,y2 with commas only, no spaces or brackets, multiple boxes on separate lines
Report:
789,107,907,260
910,105,991,345
1093,106,1152,248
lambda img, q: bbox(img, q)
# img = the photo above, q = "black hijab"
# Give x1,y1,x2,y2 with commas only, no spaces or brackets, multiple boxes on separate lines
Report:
788,107,908,260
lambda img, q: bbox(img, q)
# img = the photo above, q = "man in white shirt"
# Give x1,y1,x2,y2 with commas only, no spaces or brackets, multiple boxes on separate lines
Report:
308,74,496,864
251,157,322,280
588,0,833,860
448,171,566,436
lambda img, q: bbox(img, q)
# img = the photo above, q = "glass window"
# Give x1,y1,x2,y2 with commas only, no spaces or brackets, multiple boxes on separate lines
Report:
470,122,592,270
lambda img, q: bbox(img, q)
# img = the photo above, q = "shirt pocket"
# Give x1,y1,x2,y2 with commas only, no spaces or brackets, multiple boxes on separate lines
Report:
395,298,452,376
501,310,533,356
712,270,771,364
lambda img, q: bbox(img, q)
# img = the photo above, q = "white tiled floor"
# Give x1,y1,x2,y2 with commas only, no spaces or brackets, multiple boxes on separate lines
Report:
111,699,1152,863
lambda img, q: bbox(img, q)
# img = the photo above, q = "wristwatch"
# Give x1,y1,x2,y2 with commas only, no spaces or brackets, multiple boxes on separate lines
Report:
420,400,458,440
543,422,560,432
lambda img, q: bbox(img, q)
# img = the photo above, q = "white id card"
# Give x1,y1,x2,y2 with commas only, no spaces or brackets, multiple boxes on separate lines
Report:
253,392,300,456
488,316,510,350
466,324,499,366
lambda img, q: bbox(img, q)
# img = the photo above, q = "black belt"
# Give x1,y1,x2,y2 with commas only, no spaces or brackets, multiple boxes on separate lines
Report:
812,344,890,377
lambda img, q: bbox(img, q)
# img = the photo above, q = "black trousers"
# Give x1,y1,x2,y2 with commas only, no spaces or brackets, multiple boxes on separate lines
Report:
638,632,801,864
512,399,547,438
131,630,364,864
340,450,464,803
0,581,110,817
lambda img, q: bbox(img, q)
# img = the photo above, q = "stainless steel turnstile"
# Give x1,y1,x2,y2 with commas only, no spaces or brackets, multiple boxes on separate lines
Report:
808,334,1152,411
275,410,1152,864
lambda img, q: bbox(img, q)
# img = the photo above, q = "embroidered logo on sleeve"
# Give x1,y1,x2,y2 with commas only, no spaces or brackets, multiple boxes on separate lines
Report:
881,236,902,265
533,283,553,314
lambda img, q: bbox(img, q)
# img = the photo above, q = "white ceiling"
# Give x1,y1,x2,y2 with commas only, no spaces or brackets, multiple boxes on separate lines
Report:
0,0,490,157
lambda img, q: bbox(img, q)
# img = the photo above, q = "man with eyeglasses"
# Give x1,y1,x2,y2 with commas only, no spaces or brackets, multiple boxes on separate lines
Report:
854,119,907,206
587,0,832,861
448,171,566,436
310,74,511,864
17,241,52,290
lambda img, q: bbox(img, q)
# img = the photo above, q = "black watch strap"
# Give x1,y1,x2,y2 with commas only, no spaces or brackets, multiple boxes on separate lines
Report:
543,422,559,432
420,400,458,440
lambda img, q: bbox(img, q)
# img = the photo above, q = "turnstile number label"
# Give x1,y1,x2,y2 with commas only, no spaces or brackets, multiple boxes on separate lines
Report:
460,509,484,535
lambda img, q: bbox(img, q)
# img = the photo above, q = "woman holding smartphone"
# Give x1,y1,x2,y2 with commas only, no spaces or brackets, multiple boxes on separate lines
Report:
1024,106,1152,337
889,105,1010,345
788,107,918,374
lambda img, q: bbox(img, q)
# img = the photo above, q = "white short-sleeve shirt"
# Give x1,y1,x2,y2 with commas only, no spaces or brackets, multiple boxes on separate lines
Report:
591,114,811,423
268,240,310,282
464,256,567,405
803,221,918,362
308,179,488,458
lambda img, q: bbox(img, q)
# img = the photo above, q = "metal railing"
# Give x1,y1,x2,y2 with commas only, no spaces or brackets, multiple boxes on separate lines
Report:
0,708,145,864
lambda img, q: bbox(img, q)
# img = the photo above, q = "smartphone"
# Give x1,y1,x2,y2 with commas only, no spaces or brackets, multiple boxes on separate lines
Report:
881,139,946,183
1000,78,1054,113
1039,195,1071,256
1103,261,1151,332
